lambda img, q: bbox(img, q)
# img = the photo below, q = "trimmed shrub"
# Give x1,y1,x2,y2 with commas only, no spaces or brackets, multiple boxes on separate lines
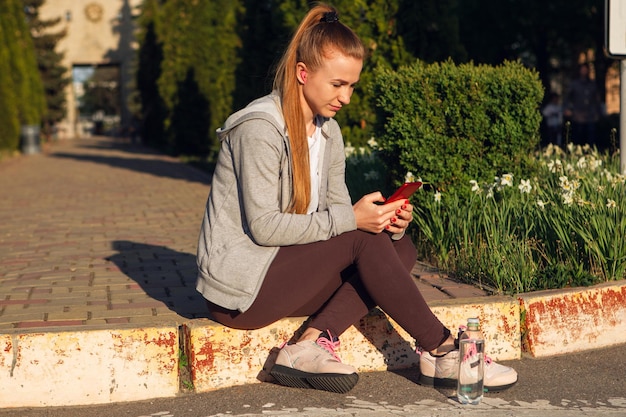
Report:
372,59,544,195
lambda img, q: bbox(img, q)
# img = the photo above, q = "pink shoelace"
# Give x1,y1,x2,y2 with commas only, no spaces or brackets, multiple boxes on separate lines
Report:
316,330,342,362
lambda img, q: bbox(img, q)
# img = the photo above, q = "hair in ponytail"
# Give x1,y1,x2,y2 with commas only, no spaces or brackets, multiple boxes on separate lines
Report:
273,3,365,214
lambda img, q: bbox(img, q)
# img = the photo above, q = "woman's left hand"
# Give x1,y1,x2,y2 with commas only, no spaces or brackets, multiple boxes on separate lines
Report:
386,200,414,234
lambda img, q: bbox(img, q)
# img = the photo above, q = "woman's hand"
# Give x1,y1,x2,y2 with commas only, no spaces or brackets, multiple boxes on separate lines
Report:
353,192,413,234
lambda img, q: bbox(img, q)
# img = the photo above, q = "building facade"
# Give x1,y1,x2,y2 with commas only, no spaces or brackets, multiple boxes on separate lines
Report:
39,0,143,139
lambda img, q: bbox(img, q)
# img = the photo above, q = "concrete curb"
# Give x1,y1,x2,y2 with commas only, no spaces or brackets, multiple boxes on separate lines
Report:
519,280,626,357
2,280,625,408
1,324,180,408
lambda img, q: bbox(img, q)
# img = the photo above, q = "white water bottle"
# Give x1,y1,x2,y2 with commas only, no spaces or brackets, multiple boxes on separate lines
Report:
457,318,485,405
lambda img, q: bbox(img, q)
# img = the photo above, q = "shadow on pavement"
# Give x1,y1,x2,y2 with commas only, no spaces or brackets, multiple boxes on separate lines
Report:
106,240,211,319
107,239,423,379
51,139,212,185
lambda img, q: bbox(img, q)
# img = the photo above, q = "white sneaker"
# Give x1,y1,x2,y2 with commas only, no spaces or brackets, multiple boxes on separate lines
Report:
270,331,358,393
419,349,518,391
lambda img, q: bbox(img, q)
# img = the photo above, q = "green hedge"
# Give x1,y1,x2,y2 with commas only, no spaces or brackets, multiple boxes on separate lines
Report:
0,30,19,151
0,0,46,152
372,59,544,195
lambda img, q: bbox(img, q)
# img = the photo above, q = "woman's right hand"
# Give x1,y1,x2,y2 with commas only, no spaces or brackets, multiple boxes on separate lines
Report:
353,192,409,234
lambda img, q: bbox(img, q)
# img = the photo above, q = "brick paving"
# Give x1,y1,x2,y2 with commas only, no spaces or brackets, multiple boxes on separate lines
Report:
0,137,485,330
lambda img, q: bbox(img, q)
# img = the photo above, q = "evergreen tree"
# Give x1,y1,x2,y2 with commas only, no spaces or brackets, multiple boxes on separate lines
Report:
0,20,20,151
0,0,45,151
233,0,289,111
23,0,70,140
136,0,167,148
157,0,242,155
6,0,46,125
398,0,467,63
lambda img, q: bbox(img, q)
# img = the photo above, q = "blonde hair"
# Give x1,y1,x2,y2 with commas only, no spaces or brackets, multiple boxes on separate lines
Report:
273,3,366,214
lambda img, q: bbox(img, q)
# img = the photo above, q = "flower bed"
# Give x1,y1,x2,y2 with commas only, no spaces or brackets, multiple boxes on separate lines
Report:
347,142,626,294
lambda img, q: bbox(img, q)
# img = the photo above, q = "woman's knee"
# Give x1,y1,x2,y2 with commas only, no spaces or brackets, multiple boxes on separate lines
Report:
393,234,418,269
348,230,416,270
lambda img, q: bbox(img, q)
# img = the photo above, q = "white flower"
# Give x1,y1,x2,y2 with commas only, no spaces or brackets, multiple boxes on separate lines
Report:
543,144,556,157
559,176,570,189
367,137,379,149
562,192,574,206
548,159,563,173
590,158,602,171
518,179,532,194
576,156,587,169
607,199,617,208
434,191,442,203
573,144,584,156
344,143,356,158
405,172,416,183
469,180,480,193
537,199,546,209
501,173,514,187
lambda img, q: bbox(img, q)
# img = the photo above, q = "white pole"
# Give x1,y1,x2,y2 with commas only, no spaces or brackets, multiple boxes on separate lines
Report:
621,60,626,174
620,60,626,173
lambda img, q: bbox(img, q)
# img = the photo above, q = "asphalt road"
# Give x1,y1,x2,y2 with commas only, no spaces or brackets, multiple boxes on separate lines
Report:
3,343,625,417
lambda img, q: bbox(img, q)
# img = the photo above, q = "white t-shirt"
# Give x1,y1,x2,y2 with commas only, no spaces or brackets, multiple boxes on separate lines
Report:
306,120,322,214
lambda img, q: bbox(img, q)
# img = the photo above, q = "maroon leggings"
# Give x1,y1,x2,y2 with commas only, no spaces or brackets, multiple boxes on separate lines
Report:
207,230,450,351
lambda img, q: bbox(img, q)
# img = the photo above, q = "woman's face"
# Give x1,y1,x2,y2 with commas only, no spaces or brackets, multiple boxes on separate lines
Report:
298,49,363,121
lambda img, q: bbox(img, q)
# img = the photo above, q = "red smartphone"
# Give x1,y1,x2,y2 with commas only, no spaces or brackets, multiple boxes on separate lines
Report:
384,181,423,204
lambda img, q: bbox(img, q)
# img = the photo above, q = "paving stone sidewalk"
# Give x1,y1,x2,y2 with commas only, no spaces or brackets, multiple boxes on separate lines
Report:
0,137,485,331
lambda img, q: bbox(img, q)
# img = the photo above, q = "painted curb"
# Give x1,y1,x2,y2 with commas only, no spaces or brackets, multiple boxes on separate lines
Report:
428,296,521,361
0,325,180,408
519,279,626,357
2,281,625,407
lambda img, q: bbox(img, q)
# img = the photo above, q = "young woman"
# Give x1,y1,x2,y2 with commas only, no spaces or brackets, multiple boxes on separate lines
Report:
196,3,517,394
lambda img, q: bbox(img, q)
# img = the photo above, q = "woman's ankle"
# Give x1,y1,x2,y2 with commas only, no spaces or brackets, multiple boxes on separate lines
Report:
298,327,322,343
430,335,455,355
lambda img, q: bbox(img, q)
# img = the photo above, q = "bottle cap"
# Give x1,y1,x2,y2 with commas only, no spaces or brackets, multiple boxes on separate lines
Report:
467,317,480,329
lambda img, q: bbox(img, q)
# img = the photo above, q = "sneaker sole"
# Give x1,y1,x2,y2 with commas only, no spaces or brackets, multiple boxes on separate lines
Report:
417,374,456,388
270,364,359,394
418,374,517,392
484,380,518,392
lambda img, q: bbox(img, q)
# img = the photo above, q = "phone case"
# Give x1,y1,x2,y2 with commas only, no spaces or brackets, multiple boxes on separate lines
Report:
385,181,422,204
